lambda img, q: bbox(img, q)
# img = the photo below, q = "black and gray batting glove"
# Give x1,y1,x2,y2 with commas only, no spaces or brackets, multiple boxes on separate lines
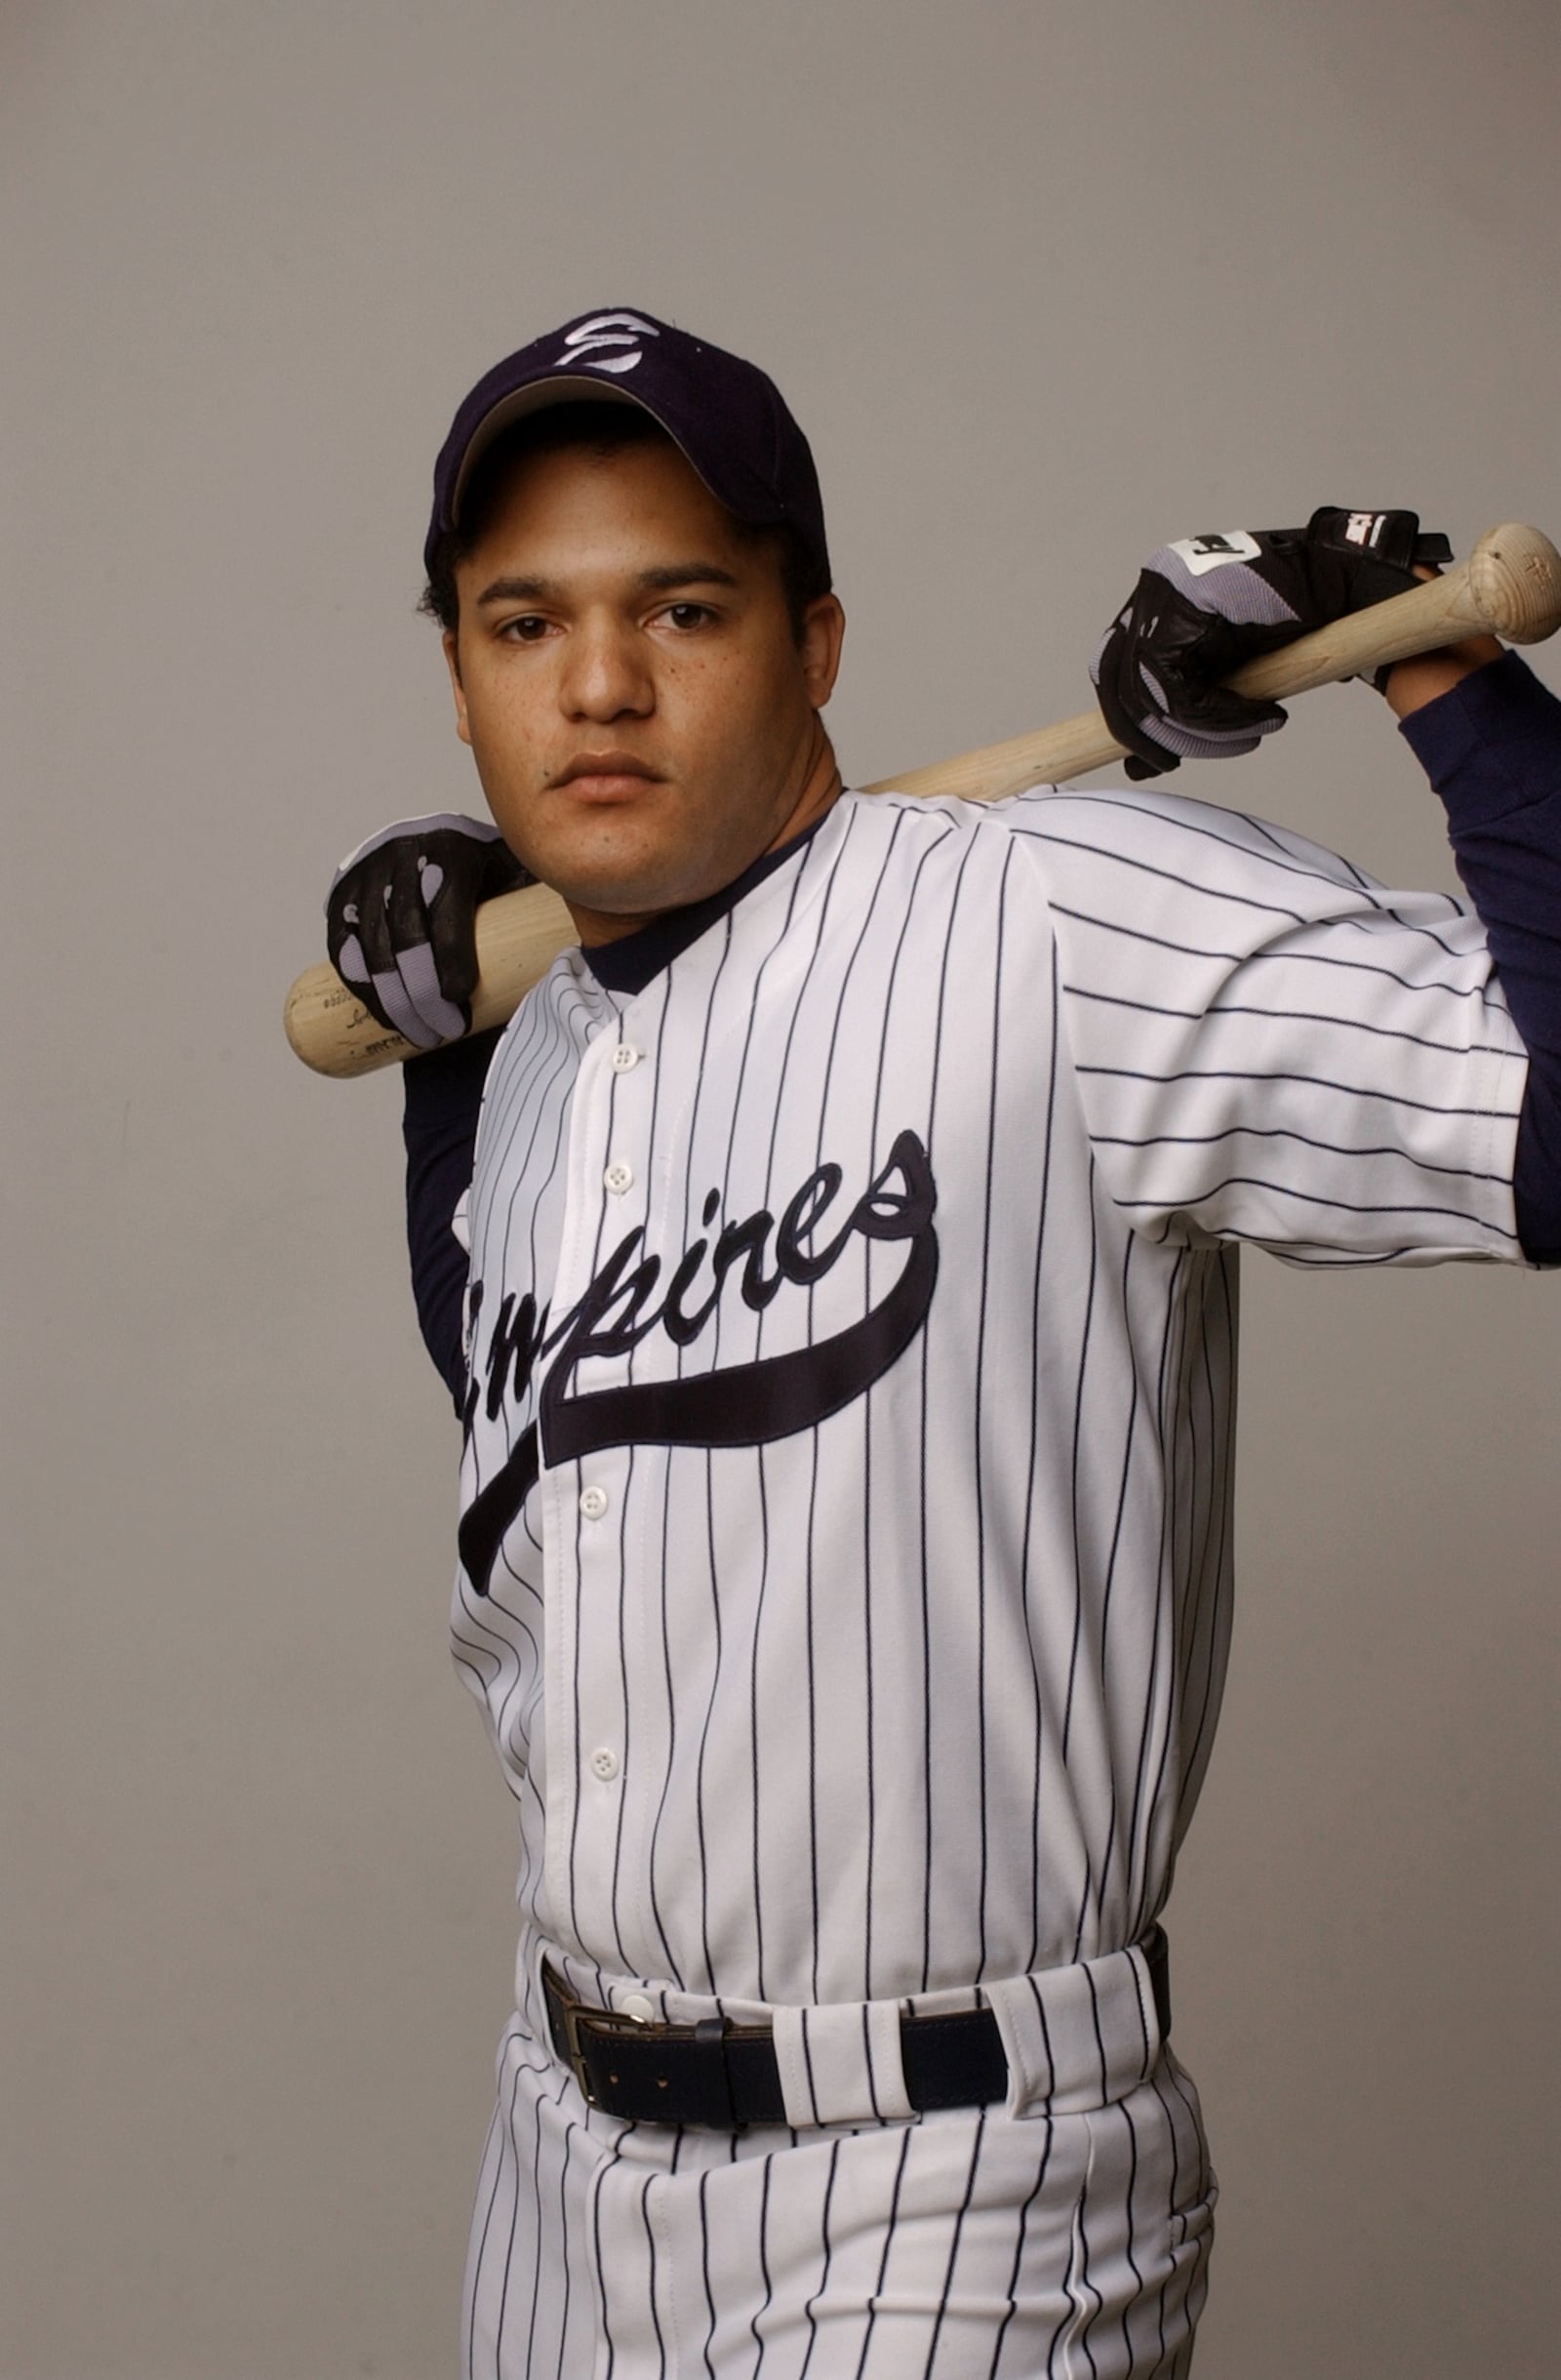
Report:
1090,506,1454,779
325,813,531,1049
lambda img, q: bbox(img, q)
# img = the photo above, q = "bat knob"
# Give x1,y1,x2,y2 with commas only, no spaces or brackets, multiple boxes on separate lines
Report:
1467,524,1561,644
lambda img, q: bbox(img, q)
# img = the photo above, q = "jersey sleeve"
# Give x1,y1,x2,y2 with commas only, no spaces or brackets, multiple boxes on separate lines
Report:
1010,787,1528,1267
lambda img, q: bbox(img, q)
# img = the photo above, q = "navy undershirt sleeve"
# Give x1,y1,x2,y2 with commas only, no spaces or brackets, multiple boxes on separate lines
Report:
402,1026,500,1409
1398,651,1561,1263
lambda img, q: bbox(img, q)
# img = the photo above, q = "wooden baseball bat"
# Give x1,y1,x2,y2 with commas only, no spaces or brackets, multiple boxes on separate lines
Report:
285,522,1561,1079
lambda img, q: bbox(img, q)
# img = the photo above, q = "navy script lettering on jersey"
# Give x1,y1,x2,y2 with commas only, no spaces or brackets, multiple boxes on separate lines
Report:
458,1130,939,1596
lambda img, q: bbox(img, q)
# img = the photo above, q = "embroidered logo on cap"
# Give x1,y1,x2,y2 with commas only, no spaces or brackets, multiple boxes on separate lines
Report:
552,312,660,376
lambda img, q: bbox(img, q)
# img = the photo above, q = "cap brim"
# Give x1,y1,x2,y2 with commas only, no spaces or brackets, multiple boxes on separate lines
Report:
450,373,717,526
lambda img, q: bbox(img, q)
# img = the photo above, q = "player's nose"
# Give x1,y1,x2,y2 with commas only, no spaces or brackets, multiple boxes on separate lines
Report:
560,613,654,722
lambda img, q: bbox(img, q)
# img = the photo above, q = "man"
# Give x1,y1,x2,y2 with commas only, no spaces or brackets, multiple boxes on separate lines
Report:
326,307,1560,2377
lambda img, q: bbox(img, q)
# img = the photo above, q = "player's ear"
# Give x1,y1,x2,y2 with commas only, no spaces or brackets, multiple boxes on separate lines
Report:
800,593,845,711
443,628,473,747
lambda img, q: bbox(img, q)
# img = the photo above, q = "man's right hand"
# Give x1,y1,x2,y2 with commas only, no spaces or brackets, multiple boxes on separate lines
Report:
325,813,531,1050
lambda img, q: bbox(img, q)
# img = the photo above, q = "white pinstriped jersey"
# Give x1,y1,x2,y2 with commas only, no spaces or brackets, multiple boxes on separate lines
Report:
451,782,1527,2015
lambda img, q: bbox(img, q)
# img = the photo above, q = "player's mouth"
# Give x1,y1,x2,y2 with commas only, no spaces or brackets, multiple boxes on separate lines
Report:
551,751,665,802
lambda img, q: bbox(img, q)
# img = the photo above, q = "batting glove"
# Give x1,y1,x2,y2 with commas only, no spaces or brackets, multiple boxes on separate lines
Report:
326,813,531,1049
1090,506,1455,779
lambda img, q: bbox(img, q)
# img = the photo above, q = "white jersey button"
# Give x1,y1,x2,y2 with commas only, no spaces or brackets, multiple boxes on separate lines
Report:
589,1747,620,1782
604,1160,634,1195
579,1484,609,1521
618,1992,655,2024
610,1042,641,1072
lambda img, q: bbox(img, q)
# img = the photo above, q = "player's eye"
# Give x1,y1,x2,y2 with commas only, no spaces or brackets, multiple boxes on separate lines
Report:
500,615,550,642
660,602,716,631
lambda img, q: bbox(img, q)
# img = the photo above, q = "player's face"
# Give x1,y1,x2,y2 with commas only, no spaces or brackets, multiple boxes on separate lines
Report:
444,437,846,942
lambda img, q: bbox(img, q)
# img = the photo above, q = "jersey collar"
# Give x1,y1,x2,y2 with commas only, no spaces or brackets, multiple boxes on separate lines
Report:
580,817,829,998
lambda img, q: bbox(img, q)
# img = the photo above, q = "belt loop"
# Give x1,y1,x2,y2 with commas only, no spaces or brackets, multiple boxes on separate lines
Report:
1142,1923,1172,2043
985,1935,1169,2120
690,2016,736,2128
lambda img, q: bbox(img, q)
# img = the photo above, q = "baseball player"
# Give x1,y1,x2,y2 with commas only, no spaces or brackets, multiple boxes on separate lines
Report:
324,307,1561,2378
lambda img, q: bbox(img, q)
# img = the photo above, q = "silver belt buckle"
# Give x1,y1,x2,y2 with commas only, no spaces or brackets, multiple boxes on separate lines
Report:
549,1971,651,2110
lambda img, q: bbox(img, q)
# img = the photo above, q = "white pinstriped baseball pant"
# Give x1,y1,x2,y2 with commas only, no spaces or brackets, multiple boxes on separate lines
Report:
460,1938,1216,2378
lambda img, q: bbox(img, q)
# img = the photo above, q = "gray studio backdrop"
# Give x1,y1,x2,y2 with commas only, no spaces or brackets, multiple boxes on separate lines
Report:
4,4,1556,2376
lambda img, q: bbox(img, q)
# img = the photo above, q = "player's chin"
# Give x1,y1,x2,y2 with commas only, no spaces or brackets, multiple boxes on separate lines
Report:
530,828,719,923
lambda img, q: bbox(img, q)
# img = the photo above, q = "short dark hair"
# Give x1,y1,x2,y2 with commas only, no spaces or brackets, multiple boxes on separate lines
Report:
420,400,830,643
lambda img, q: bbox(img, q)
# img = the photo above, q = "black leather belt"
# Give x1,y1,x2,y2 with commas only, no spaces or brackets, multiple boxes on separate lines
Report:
543,1927,1169,2128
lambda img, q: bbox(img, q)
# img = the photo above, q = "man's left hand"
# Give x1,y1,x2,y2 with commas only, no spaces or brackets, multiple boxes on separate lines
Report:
1091,507,1454,779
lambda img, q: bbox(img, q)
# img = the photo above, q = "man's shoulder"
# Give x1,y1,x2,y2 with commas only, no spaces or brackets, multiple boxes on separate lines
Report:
837,781,1388,937
836,777,1287,871
965,781,1381,898
845,777,1268,846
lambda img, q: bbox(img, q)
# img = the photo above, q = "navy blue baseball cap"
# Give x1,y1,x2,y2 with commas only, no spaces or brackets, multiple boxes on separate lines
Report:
424,306,830,589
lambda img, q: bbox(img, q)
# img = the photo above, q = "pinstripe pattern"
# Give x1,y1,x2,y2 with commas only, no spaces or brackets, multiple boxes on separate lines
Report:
451,784,1526,2375
463,1971,1214,2378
